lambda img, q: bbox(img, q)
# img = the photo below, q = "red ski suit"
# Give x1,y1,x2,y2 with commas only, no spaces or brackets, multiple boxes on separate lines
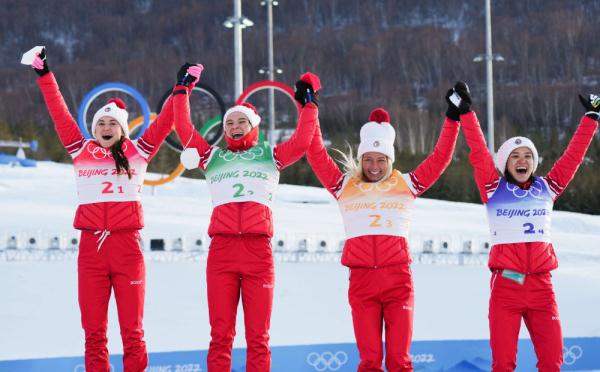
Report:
38,72,175,372
460,111,598,372
173,85,318,372
307,119,460,372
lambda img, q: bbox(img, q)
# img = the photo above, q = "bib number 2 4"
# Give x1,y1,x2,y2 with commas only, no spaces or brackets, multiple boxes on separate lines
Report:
523,223,544,235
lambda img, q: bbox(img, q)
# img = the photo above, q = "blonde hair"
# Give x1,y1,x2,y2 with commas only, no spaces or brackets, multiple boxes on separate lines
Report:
333,144,393,182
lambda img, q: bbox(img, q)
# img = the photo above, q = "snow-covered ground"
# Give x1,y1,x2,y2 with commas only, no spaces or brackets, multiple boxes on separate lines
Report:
1,161,600,361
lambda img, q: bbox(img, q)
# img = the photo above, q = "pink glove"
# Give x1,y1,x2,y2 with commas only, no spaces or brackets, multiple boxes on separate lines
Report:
187,64,204,79
32,54,45,70
187,64,204,89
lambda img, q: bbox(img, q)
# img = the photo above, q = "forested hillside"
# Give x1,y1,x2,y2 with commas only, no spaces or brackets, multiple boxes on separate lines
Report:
1,0,599,213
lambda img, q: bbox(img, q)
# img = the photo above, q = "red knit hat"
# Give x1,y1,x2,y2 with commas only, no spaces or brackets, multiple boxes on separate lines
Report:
223,102,261,127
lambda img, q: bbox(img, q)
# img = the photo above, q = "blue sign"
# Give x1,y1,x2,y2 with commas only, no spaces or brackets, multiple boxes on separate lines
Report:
0,337,596,371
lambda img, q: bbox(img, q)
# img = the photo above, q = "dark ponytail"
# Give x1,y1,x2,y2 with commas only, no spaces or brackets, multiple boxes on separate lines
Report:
111,136,132,179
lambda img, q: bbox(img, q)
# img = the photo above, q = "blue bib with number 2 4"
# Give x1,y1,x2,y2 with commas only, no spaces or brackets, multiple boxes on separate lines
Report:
485,177,553,245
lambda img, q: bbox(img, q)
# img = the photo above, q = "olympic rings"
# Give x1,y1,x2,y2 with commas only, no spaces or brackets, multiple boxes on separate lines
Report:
78,80,297,186
236,80,301,112
563,344,583,365
128,114,185,186
218,146,265,162
356,173,399,193
78,82,151,140
306,351,348,371
506,178,544,199
156,83,226,152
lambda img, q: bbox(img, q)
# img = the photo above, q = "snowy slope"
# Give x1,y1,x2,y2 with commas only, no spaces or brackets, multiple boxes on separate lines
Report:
1,161,600,360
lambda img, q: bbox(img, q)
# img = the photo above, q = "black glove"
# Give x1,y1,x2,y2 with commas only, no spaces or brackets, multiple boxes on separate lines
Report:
453,81,472,114
33,48,50,77
445,88,460,121
579,94,600,120
176,62,196,87
294,80,318,107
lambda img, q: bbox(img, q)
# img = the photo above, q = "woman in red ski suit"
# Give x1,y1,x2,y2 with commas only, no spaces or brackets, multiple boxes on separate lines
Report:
449,82,599,372
173,65,320,371
30,49,179,372
305,86,461,371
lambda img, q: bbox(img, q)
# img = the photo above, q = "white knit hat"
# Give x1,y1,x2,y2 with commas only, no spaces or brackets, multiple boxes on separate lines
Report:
91,98,129,138
495,136,539,174
223,102,261,128
357,108,396,162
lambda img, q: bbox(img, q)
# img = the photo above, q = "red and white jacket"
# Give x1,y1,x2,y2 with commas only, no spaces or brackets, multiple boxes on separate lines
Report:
38,72,174,232
461,111,598,273
172,85,318,237
307,119,460,268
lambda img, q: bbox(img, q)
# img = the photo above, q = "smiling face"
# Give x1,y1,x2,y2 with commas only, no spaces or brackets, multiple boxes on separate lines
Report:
224,111,253,140
506,146,535,184
361,152,389,182
94,116,123,148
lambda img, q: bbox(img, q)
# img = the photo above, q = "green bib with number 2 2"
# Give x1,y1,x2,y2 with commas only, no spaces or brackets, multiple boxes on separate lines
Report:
205,143,280,208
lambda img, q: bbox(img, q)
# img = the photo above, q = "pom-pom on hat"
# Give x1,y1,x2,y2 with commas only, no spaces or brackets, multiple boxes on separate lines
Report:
91,98,129,138
357,108,396,162
495,136,539,174
223,102,261,128
300,72,321,92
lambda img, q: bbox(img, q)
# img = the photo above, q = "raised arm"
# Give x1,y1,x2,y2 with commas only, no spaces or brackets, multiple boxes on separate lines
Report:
407,117,460,197
451,82,499,203
273,103,318,170
136,93,175,161
171,63,213,171
544,95,599,200
32,50,85,157
306,123,344,198
273,72,321,170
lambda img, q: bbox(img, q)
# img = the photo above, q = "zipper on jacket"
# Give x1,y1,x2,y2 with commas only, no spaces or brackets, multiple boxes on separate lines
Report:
104,203,108,231
372,235,378,269
238,203,242,234
526,242,531,275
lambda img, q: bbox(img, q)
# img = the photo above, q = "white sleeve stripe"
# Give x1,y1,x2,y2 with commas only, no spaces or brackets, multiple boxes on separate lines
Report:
402,173,419,196
334,175,350,199
199,147,216,171
138,137,155,149
541,177,559,199
65,137,85,150
485,180,499,188
70,139,90,159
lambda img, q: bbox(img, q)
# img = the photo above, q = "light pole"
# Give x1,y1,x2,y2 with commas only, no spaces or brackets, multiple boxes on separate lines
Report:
473,0,504,155
223,0,254,99
260,0,281,146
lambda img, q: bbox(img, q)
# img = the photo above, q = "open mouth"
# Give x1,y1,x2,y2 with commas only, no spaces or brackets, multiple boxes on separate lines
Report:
516,166,528,175
101,135,113,141
231,133,243,140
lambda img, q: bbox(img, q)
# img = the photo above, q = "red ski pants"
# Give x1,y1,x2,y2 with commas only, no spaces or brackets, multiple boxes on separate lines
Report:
348,265,414,372
489,270,563,372
78,230,147,372
206,235,275,372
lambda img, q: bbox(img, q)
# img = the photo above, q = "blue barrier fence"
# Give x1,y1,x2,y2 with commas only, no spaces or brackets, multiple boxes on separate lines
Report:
1,337,597,372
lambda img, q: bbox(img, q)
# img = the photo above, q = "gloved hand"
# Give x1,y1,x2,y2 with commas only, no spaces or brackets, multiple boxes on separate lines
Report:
32,48,49,77
445,88,461,121
578,93,600,120
176,62,203,87
294,72,321,107
453,81,472,114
